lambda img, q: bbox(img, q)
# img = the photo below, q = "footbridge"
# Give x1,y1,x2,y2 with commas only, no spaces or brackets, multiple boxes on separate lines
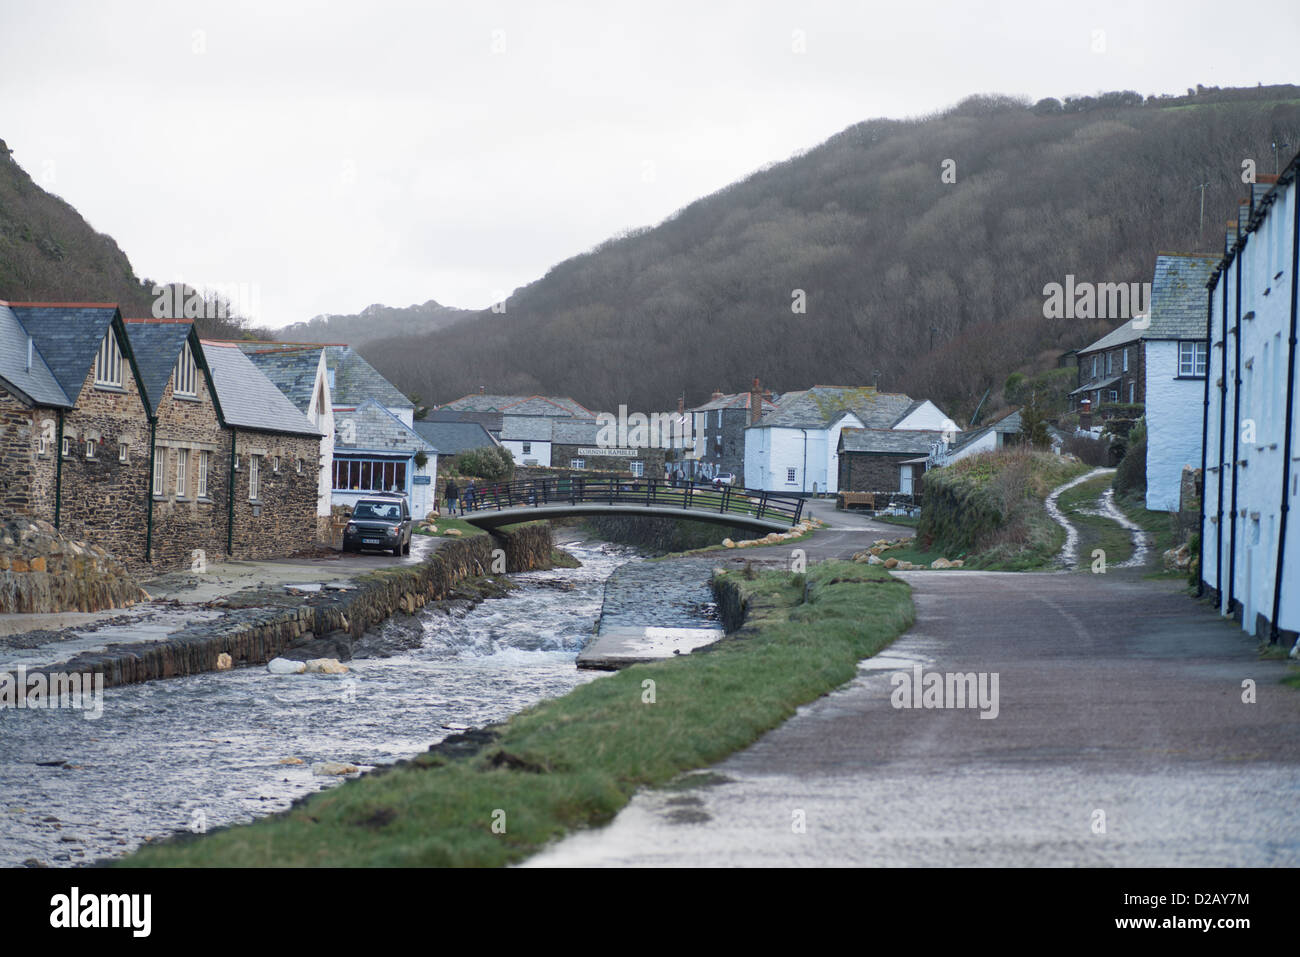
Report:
458,477,804,534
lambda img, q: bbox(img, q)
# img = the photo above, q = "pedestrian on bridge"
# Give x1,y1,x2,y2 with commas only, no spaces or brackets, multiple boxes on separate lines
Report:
445,478,459,514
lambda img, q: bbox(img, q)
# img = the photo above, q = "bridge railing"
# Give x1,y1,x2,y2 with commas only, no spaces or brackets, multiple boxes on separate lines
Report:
458,477,804,526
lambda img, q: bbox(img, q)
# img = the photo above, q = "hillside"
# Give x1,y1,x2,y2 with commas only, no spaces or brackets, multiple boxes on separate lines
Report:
0,139,265,338
276,299,474,347
357,85,1300,421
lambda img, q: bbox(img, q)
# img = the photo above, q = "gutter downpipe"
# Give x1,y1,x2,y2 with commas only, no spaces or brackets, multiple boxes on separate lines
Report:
227,428,237,556
144,418,157,562
800,428,808,498
1197,283,1214,598
1227,243,1244,617
1216,275,1229,604
53,409,65,529
1270,179,1300,642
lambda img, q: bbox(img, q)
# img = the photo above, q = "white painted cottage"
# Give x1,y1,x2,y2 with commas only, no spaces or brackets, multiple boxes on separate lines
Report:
744,385,953,495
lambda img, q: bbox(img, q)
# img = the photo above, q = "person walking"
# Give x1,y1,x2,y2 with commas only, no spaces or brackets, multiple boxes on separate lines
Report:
445,478,459,515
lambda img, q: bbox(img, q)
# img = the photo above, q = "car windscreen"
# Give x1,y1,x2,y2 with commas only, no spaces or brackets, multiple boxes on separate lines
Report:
353,503,400,520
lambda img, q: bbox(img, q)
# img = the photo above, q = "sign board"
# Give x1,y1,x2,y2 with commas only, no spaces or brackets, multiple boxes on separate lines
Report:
413,475,431,485
576,447,637,458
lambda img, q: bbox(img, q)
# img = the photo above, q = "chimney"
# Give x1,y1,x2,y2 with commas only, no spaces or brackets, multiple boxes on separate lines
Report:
711,388,724,400
677,394,684,415
479,385,485,394
749,377,763,426
1079,397,1092,431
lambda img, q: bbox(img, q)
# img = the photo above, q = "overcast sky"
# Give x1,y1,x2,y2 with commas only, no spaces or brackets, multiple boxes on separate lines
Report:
2,0,1299,327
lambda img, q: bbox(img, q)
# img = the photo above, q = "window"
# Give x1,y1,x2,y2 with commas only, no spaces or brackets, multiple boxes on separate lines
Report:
119,442,129,463
629,460,644,477
85,438,96,459
153,450,164,495
570,458,585,470
1107,390,1118,402
1128,382,1135,404
198,451,210,498
176,450,188,497
522,442,531,455
62,436,71,458
38,435,48,456
1179,341,1208,377
249,454,260,501
94,331,123,387
273,456,280,473
1122,348,1129,372
173,340,197,397
1105,352,1113,375
331,457,407,492
1091,356,1099,378
296,457,303,474
717,410,722,427
786,467,797,483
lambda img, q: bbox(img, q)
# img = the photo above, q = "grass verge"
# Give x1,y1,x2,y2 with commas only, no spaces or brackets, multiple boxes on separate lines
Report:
117,560,913,867
1056,474,1135,567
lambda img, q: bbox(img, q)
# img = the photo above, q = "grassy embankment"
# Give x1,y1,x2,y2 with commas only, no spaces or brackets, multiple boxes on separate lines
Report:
1055,474,1136,567
885,448,1090,571
118,560,913,867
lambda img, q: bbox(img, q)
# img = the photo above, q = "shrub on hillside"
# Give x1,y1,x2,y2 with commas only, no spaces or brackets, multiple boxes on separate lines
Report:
1063,433,1111,466
1112,417,1147,499
454,446,515,481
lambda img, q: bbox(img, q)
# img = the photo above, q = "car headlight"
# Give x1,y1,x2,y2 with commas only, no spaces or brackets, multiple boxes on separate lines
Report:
346,523,356,533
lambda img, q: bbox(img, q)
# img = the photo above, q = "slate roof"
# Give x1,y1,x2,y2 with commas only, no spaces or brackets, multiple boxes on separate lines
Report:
124,319,194,415
1144,254,1218,340
7,303,121,404
690,392,778,413
550,418,602,445
234,344,324,414
323,345,411,411
439,393,593,417
1069,376,1122,397
412,421,498,455
200,342,322,436
950,409,1021,453
0,303,70,407
1076,318,1143,355
753,386,918,430
500,415,555,442
334,399,435,455
425,408,504,433
838,428,944,455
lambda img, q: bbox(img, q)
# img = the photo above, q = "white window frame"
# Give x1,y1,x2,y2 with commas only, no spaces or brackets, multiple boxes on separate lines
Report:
629,460,645,478
786,467,797,483
38,435,48,456
273,455,281,473
249,454,260,501
1091,356,1099,378
176,449,188,498
522,442,531,455
1122,348,1129,372
94,331,123,388
153,450,164,496
173,340,197,398
119,442,129,463
296,457,303,475
1179,341,1208,377
62,436,71,458
85,438,96,459
570,458,585,470
198,451,210,498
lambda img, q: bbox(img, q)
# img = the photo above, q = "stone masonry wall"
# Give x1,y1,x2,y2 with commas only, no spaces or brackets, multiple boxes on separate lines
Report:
0,384,57,519
228,430,321,560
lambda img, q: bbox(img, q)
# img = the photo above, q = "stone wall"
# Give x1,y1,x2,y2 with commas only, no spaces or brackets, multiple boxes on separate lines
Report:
57,364,152,567
838,452,919,494
228,430,321,561
0,384,57,519
7,525,554,688
0,512,143,614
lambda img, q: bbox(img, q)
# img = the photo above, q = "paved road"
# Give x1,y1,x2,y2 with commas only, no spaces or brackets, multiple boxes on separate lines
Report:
526,569,1300,866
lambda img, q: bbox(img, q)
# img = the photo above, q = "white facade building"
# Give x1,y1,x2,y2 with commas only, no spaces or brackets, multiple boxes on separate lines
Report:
1201,166,1300,646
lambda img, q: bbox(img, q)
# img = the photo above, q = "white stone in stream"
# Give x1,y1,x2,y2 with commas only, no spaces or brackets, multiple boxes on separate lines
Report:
867,554,885,565
304,658,349,674
267,657,306,675
216,652,233,671
312,762,359,776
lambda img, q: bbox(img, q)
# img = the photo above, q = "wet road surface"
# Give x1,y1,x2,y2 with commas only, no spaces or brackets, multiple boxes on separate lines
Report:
526,570,1300,866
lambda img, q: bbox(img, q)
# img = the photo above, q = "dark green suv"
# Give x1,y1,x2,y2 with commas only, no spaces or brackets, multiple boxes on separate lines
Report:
342,493,412,556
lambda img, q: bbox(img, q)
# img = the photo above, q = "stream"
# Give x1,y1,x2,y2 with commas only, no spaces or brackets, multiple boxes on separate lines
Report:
0,538,719,867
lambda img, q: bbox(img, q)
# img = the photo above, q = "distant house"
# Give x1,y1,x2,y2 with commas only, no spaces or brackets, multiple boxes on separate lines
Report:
690,379,777,486
1141,254,1220,511
744,385,953,495
501,414,555,466
1201,165,1300,645
436,393,595,466
323,346,436,516
1070,320,1145,410
837,428,945,497
549,418,667,477
931,409,1024,467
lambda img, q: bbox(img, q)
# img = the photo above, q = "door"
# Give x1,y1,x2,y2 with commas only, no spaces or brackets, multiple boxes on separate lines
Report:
900,465,914,495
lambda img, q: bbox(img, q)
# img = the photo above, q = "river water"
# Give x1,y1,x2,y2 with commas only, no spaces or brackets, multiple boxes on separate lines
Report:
0,538,718,867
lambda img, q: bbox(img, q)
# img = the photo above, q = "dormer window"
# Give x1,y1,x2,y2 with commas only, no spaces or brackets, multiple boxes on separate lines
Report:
173,340,197,397
94,331,123,387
